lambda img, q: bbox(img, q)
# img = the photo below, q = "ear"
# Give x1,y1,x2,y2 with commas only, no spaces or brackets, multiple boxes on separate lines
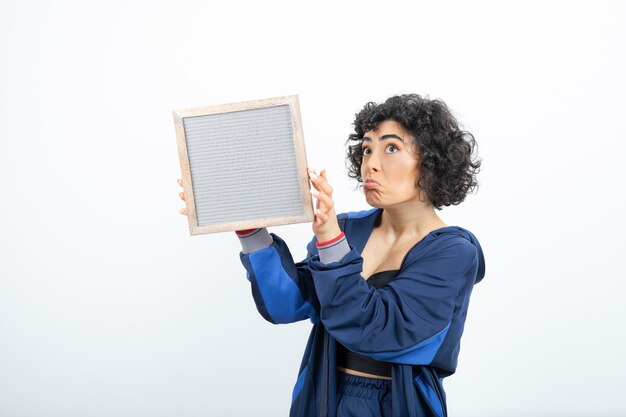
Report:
415,178,428,204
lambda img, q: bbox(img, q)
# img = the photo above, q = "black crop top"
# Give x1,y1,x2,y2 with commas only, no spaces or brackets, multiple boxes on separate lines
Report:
336,269,400,378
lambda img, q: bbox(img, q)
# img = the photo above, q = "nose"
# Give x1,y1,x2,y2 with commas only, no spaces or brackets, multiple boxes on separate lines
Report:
362,149,381,174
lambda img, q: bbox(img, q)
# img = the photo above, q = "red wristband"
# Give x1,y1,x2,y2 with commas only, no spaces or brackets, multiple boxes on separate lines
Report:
235,228,258,236
316,232,345,247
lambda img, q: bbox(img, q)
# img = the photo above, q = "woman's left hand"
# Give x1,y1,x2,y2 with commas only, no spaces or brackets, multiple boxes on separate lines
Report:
308,168,342,243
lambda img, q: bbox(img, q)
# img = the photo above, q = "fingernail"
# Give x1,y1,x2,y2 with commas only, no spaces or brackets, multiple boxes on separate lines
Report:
309,171,318,180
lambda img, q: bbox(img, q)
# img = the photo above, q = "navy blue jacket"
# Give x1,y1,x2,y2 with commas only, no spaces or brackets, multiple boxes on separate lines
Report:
237,207,486,417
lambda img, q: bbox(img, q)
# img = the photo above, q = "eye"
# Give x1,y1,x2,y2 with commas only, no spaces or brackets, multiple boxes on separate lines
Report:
386,144,399,153
362,147,371,155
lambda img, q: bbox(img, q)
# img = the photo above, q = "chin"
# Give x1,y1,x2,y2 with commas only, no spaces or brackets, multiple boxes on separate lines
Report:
364,194,387,209
365,186,404,207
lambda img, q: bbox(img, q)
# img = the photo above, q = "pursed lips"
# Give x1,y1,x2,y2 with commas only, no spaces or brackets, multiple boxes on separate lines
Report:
364,179,381,189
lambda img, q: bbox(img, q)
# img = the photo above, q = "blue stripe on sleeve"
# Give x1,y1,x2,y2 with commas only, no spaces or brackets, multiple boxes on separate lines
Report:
366,322,450,364
249,246,317,324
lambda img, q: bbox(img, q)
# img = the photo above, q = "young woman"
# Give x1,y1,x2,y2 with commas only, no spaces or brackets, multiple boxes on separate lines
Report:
178,94,485,417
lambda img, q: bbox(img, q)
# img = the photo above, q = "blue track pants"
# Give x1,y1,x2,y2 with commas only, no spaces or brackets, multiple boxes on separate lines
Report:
336,373,393,417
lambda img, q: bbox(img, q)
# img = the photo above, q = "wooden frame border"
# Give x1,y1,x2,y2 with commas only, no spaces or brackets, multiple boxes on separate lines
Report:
173,95,314,235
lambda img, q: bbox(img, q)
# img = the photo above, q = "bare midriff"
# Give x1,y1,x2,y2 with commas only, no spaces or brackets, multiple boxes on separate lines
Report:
337,366,392,381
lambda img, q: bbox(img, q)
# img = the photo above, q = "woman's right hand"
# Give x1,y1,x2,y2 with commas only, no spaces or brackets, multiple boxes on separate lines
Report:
308,168,341,243
177,178,188,216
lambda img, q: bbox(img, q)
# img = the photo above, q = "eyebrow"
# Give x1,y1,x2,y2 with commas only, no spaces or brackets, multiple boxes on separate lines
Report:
362,134,405,143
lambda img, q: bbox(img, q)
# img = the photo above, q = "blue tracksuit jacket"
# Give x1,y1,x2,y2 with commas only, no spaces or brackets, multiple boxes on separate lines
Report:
237,207,486,417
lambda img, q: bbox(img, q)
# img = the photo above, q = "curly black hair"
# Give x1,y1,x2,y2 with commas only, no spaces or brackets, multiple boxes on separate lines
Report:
346,94,481,210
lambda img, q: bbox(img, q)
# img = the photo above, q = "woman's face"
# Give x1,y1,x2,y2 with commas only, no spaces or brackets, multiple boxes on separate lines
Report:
360,120,423,208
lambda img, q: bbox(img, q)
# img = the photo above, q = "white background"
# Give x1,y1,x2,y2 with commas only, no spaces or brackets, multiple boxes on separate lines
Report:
1,1,625,416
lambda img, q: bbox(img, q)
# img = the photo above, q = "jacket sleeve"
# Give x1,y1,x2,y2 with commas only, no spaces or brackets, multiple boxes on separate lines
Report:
308,235,479,365
237,228,320,324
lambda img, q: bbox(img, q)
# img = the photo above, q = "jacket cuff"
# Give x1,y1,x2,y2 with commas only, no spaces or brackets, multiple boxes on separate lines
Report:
316,233,351,264
236,228,273,254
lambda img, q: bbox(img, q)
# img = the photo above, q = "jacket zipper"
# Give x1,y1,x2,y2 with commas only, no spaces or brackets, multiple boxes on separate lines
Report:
320,329,329,417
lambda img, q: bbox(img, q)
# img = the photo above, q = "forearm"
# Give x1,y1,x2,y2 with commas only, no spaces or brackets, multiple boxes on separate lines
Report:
236,229,320,324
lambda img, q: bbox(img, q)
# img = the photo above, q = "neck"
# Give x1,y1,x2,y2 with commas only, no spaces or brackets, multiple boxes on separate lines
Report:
377,202,445,239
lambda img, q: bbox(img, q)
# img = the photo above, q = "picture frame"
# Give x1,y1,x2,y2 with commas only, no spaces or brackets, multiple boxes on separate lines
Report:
173,95,314,235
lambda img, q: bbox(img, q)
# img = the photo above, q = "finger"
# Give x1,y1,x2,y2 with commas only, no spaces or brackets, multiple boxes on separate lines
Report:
311,191,325,212
309,173,325,194
310,179,322,192
308,169,320,186
315,208,328,223
177,178,183,187
307,168,316,177
179,191,186,201
311,190,318,201
312,191,333,210
179,208,188,216
312,169,333,195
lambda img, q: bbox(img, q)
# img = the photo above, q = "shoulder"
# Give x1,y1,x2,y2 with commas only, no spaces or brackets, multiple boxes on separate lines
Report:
405,226,484,277
336,207,379,222
404,228,478,265
337,207,381,237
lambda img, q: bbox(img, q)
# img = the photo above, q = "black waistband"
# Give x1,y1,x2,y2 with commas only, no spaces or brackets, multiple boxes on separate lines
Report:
336,343,392,378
